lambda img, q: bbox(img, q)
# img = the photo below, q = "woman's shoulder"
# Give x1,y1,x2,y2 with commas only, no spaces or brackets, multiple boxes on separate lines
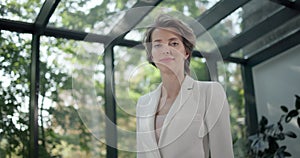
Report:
192,79,227,100
137,93,152,104
136,84,161,108
194,79,222,86
193,79,224,91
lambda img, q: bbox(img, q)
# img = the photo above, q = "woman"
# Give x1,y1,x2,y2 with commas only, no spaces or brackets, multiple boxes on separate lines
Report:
136,14,234,158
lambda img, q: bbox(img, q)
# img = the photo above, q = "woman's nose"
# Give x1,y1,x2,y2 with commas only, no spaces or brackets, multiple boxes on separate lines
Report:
161,44,170,54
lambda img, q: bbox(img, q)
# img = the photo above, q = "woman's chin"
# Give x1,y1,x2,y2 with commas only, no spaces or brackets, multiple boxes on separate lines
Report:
157,65,181,75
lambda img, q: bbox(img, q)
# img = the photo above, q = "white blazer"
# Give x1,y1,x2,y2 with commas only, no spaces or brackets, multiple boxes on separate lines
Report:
136,75,234,158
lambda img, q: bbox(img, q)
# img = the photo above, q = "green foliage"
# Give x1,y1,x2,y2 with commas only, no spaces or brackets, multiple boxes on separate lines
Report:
157,0,209,18
0,31,31,157
50,0,133,31
217,63,249,158
39,37,106,157
190,57,209,81
1,0,42,23
249,95,300,158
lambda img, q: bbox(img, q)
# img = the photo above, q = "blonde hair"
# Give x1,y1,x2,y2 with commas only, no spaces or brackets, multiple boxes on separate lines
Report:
143,14,196,74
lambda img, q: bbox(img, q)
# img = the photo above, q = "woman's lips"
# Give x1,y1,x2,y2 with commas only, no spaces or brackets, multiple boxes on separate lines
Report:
159,57,175,62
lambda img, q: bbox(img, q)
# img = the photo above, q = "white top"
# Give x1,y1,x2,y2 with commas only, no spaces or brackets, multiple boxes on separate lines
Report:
155,114,167,143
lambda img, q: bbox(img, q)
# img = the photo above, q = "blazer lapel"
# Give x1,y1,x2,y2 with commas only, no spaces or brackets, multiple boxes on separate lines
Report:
137,84,162,157
158,75,195,147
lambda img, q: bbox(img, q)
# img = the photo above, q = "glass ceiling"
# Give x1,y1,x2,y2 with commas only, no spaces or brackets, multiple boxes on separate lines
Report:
122,0,222,57
155,0,220,18
124,0,220,41
203,7,243,53
236,15,300,59
1,0,298,63
0,0,43,23
228,0,284,59
48,0,137,33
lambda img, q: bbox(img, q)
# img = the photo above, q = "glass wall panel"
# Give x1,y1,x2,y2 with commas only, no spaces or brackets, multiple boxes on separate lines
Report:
190,57,210,81
217,62,247,157
39,36,106,157
0,30,31,157
252,45,300,157
114,45,159,157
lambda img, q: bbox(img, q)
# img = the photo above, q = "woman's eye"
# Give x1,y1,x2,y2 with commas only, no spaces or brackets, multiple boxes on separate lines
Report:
153,44,162,48
170,42,179,47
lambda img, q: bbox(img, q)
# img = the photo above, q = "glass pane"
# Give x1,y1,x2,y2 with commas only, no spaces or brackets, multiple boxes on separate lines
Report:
156,0,219,18
124,28,146,42
203,7,243,53
39,36,106,157
190,57,210,81
48,0,137,33
240,0,281,31
226,0,284,59
232,7,300,59
217,62,247,157
124,0,220,41
0,30,31,157
0,0,43,23
114,45,160,156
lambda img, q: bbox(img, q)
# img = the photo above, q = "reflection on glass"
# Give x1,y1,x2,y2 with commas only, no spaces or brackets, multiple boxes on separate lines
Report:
114,45,160,157
39,36,106,157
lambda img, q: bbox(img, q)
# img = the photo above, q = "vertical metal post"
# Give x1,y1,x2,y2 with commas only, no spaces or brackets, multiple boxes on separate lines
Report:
203,61,212,81
206,57,219,81
29,34,40,158
241,64,258,135
104,44,118,158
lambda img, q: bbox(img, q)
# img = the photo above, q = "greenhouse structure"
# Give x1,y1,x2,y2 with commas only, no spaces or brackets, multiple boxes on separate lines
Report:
0,0,300,157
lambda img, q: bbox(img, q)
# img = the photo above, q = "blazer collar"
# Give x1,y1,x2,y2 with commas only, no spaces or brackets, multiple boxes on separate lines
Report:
139,75,195,117
151,75,194,111
157,75,194,146
137,76,195,156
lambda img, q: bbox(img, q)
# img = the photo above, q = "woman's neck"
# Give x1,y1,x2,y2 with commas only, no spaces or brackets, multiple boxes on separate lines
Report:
160,72,185,99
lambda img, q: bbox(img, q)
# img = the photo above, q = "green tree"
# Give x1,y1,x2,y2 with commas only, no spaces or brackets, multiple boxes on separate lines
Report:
0,31,31,158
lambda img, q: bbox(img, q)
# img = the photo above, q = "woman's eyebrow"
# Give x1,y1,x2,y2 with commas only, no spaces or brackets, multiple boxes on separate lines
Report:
153,39,162,43
153,37,180,43
169,37,180,41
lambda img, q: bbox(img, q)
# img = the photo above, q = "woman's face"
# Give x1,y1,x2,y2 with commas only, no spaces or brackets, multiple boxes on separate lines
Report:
150,27,188,75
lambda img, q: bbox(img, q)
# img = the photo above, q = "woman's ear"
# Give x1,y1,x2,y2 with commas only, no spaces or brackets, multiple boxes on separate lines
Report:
184,51,189,60
150,54,154,62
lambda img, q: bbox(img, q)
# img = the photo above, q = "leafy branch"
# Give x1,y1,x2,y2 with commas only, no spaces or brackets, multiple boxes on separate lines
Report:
249,95,300,158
